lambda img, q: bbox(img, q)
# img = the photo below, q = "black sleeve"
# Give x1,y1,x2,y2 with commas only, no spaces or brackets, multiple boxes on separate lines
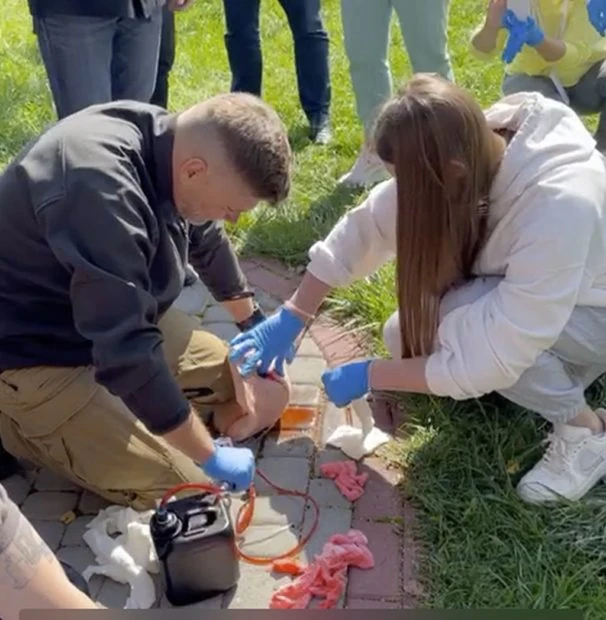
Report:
0,483,20,556
36,167,190,435
188,221,253,302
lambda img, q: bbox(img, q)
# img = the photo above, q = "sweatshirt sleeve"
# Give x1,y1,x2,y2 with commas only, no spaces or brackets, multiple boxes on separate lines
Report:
36,167,190,435
552,8,601,78
425,166,600,400
306,179,397,288
188,221,252,301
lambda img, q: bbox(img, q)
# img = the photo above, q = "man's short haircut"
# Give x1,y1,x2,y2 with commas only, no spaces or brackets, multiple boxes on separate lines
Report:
202,93,292,205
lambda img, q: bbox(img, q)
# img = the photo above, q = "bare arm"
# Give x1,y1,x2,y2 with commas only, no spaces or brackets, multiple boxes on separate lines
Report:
471,22,502,54
287,271,333,320
0,501,98,620
534,37,566,62
162,406,215,464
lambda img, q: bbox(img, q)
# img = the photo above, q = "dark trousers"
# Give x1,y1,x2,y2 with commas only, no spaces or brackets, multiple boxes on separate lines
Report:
151,5,176,108
33,11,162,119
222,0,331,122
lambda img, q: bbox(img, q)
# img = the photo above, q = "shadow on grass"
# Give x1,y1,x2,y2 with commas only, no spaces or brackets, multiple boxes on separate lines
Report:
385,385,606,615
288,123,311,153
238,183,364,265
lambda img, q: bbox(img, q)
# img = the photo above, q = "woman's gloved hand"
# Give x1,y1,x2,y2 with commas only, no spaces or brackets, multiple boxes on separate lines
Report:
200,444,255,492
229,306,305,377
321,359,373,408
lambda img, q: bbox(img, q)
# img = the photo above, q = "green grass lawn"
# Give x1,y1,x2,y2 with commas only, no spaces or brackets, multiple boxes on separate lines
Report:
2,0,606,615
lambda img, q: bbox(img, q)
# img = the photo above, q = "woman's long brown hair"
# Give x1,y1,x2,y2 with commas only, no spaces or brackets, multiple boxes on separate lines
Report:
373,74,496,359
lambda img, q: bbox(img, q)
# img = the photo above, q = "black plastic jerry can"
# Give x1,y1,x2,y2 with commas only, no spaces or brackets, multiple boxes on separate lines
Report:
150,492,240,606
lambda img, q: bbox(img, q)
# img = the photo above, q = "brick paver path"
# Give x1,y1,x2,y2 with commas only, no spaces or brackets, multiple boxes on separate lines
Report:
3,258,418,610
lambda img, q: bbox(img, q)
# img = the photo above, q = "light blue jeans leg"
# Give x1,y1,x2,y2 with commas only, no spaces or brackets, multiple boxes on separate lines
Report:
341,0,393,135
392,0,453,80
393,0,454,80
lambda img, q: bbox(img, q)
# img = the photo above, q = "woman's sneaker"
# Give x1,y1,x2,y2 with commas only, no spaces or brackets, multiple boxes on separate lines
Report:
517,409,606,504
338,146,389,188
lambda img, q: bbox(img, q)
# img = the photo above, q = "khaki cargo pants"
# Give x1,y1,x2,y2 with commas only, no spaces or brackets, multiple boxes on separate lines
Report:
0,309,240,510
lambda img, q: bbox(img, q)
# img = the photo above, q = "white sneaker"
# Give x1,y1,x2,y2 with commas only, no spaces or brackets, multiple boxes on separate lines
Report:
517,410,606,504
338,146,389,188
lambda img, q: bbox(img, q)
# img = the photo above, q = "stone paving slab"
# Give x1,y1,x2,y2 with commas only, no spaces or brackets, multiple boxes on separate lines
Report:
62,516,94,546
96,579,130,609
4,261,412,610
225,563,290,609
3,473,32,505
290,383,321,407
239,524,302,558
253,457,310,495
35,469,80,492
21,491,79,520
301,507,353,563
262,431,315,458
31,519,65,552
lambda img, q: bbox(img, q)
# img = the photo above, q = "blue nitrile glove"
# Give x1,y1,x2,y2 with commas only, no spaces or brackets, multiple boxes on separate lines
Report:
228,305,304,377
200,444,255,492
321,359,373,408
501,10,545,63
524,16,545,46
588,0,606,36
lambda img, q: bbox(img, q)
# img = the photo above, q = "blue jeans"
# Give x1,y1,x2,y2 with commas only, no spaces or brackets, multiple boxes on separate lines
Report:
151,5,175,108
222,0,331,123
33,12,163,119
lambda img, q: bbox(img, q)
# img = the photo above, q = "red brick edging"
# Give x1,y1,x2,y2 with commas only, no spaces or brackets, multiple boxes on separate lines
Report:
241,256,422,609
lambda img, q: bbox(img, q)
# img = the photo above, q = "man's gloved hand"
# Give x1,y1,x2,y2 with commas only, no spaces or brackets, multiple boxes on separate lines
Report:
501,10,545,63
321,359,373,408
588,0,606,36
200,444,255,492
229,306,304,377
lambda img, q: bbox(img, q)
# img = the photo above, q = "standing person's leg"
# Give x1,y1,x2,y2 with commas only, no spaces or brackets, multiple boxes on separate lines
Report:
392,0,453,80
339,0,393,187
32,15,116,119
279,0,332,144
383,276,606,505
567,60,606,152
222,0,263,96
151,5,176,108
111,9,163,103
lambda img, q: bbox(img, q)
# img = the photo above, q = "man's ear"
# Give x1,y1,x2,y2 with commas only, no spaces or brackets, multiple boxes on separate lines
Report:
180,157,208,181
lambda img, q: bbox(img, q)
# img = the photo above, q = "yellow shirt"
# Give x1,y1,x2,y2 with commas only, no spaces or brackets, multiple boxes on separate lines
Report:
471,0,606,87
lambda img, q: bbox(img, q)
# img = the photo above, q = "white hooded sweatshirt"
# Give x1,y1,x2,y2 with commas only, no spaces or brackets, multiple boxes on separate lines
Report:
307,92,606,400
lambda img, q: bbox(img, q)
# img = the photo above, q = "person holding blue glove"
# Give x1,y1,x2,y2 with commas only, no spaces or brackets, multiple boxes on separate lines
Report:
231,72,606,506
471,0,606,151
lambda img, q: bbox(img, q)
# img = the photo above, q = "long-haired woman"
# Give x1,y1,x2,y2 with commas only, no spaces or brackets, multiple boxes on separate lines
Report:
230,73,606,504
